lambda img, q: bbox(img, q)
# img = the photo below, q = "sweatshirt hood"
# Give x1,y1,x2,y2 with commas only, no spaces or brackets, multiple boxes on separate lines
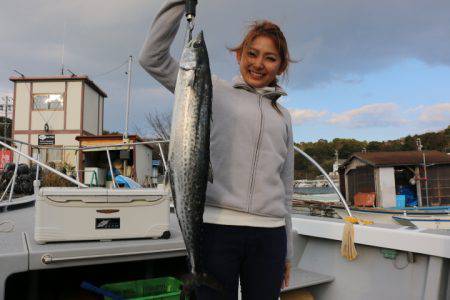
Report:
232,75,287,101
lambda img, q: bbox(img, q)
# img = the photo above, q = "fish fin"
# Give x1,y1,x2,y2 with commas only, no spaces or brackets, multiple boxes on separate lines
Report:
181,273,224,298
208,161,213,183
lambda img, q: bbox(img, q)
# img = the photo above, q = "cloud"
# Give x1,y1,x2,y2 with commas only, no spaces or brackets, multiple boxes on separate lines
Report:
327,103,407,128
1,0,450,136
289,108,327,125
418,103,450,124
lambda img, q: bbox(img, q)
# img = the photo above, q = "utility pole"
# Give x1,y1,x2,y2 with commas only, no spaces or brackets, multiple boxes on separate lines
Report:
416,138,429,206
124,55,133,141
1,96,11,143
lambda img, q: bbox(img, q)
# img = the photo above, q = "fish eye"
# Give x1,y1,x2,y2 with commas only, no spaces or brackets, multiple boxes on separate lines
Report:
193,41,201,48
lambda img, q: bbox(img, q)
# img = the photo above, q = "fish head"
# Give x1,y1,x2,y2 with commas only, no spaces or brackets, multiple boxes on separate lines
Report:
180,31,209,71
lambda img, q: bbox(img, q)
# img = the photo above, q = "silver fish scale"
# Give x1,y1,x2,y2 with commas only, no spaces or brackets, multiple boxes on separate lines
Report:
168,32,212,275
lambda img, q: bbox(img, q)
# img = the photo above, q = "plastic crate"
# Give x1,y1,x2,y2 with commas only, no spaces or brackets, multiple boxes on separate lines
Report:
354,192,376,207
101,277,184,300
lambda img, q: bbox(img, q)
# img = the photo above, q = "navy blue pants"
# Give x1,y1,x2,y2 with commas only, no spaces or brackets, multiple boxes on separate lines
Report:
196,223,286,300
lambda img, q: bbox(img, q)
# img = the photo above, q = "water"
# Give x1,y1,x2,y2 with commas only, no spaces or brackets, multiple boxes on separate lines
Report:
294,186,336,195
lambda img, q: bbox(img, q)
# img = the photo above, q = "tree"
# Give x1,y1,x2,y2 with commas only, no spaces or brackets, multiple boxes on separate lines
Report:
0,116,12,145
145,109,171,140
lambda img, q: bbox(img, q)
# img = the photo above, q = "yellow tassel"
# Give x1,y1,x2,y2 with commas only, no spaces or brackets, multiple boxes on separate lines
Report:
341,216,358,260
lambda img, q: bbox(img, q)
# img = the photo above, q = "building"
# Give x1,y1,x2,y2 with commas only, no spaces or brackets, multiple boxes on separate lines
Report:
340,150,450,207
0,96,13,119
76,134,154,187
10,75,107,165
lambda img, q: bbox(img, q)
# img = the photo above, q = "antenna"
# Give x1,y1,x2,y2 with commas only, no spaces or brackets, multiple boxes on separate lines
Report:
66,69,76,77
123,55,133,140
61,21,67,75
13,70,25,78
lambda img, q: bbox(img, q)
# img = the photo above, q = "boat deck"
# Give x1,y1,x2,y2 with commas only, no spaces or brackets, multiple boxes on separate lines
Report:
1,204,337,299
0,204,186,299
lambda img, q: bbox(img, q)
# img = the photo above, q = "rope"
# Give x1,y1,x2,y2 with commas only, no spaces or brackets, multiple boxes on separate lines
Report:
0,219,15,232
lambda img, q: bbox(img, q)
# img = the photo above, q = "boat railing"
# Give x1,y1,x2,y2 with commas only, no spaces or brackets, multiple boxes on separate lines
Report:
0,138,169,209
294,146,352,217
0,138,351,217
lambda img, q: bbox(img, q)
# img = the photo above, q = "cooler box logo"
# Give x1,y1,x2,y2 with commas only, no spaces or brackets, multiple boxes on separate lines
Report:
95,218,120,229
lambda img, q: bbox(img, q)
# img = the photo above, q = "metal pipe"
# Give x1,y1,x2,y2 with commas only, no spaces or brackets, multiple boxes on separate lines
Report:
157,143,168,173
75,150,80,183
0,178,13,202
294,146,353,217
34,153,41,196
105,147,116,188
124,55,133,140
0,136,169,151
41,247,186,264
423,152,429,206
9,144,22,203
0,140,87,188
35,152,40,181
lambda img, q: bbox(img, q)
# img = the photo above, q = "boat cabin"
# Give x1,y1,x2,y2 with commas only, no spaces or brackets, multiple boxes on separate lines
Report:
76,134,156,187
339,151,450,207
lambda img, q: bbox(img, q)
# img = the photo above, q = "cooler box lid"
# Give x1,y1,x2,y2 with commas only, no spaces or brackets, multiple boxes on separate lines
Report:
107,188,167,203
38,187,108,203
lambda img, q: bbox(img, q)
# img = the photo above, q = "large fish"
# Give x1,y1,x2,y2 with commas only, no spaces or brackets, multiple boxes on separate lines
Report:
167,31,218,293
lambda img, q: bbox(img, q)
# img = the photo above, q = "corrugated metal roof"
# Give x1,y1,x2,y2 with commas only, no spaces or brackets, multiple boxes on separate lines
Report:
344,150,450,167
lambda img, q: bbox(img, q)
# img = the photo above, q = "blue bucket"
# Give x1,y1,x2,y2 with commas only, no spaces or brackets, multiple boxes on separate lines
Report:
396,195,406,208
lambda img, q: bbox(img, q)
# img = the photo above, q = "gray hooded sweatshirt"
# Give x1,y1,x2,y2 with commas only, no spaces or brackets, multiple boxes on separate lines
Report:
139,0,294,261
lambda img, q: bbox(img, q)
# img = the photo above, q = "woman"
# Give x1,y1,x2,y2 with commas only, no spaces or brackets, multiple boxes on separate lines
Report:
139,1,294,299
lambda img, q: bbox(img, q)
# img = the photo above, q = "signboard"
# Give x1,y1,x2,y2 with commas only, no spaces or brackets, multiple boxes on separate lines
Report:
38,134,55,145
0,149,11,169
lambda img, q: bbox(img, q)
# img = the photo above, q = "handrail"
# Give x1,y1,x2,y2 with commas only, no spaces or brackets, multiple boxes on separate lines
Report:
0,136,169,151
294,146,352,217
0,140,87,188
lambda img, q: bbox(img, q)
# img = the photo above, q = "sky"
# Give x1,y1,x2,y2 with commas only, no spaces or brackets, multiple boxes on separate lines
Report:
0,0,449,143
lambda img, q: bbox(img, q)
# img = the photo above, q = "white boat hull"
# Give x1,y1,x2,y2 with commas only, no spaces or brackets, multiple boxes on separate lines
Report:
334,208,450,230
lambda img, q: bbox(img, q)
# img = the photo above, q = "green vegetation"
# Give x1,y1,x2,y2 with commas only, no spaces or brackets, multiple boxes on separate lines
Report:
294,125,450,179
0,117,12,143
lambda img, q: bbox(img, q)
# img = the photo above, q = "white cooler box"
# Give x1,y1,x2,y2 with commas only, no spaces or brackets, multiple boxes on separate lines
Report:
34,187,170,244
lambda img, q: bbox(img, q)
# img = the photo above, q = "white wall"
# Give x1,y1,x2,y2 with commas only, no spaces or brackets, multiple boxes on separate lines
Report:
376,167,396,207
12,134,29,164
14,83,30,130
66,81,82,130
135,145,152,186
83,85,99,135
31,111,64,131
33,82,65,94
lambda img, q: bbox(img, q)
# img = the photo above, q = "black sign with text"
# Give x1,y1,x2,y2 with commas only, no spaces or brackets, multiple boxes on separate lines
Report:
38,134,55,145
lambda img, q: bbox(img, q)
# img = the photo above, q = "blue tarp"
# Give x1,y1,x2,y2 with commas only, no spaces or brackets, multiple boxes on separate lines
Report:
397,185,418,207
115,175,142,189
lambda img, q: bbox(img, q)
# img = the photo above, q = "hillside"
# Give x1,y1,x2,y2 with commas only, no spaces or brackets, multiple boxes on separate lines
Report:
294,125,450,179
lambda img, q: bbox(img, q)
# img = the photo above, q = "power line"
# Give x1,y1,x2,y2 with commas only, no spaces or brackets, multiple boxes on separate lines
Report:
90,60,129,78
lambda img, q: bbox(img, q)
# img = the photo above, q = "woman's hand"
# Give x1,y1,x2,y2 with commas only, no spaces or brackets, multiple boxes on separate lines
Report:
282,261,291,289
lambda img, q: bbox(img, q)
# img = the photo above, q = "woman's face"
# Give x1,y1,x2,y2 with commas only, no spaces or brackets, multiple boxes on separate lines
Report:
237,35,283,88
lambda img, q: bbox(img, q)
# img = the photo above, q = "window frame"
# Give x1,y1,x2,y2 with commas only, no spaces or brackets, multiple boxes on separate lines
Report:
32,93,65,111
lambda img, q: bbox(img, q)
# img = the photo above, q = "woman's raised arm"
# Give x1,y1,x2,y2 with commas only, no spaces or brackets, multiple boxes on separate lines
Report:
139,0,185,93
